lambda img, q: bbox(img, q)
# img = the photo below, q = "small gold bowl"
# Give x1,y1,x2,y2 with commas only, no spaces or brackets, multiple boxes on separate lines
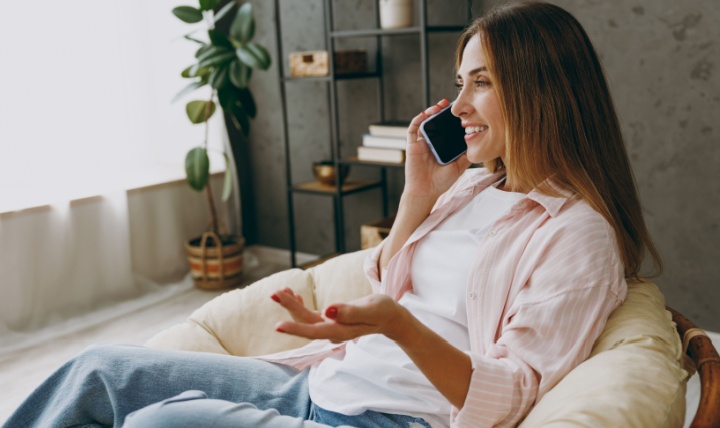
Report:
312,161,350,186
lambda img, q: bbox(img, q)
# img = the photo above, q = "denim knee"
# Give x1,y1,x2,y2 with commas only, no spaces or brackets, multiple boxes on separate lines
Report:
123,390,208,428
70,344,133,378
124,391,333,428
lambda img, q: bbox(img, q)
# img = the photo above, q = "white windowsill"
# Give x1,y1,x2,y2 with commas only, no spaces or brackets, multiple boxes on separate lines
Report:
0,161,227,215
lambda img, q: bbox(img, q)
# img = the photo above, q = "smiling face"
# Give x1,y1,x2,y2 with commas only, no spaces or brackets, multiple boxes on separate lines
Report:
451,34,506,166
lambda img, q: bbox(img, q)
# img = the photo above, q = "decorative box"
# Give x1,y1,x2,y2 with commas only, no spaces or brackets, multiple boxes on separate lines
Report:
334,49,367,74
289,50,368,77
289,50,329,77
360,215,395,249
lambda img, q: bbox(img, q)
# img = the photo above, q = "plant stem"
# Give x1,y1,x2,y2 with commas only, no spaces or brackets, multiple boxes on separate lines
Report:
204,90,220,237
205,175,219,236
204,91,215,151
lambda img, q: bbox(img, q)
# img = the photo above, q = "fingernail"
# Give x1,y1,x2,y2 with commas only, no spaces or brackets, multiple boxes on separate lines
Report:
325,306,338,319
275,327,285,333
271,294,280,303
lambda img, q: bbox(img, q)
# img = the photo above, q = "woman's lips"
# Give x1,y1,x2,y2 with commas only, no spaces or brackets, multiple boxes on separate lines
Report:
464,125,488,141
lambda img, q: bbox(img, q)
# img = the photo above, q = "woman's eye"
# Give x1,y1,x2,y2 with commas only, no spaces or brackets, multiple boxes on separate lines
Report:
454,81,489,93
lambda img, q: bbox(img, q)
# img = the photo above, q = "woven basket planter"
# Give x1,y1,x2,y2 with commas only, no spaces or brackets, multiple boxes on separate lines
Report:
185,232,245,290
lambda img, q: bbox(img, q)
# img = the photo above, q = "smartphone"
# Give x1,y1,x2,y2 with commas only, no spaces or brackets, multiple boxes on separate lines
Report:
419,102,467,165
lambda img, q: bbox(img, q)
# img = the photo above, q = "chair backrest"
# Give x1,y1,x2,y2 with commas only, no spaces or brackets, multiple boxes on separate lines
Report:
668,308,720,428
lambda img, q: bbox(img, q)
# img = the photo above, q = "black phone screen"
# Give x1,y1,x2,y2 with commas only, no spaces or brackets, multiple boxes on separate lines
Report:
419,104,467,165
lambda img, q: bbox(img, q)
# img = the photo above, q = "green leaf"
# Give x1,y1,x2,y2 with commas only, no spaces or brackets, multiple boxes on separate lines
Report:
217,86,237,111
236,42,271,70
230,3,255,43
214,1,235,23
230,103,250,135
183,34,205,44
208,65,229,89
208,29,233,49
222,153,233,202
182,65,211,78
185,147,210,191
196,45,229,62
238,88,256,118
186,100,216,124
172,6,203,23
195,44,213,59
196,49,235,69
172,80,206,103
229,60,251,88
199,0,219,12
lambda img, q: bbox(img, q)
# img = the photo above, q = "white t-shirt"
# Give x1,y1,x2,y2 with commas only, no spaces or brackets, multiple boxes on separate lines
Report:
309,184,525,427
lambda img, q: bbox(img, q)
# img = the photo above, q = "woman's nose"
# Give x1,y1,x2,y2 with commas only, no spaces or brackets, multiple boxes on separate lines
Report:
451,92,470,118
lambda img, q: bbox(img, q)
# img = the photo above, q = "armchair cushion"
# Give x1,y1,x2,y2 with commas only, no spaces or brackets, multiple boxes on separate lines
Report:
519,282,687,427
145,249,373,357
146,250,686,427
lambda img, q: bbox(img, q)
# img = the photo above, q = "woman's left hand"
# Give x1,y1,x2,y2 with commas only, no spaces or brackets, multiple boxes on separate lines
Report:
272,290,409,344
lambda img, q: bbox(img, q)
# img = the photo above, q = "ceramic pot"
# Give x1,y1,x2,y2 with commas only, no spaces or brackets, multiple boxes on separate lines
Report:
379,0,414,29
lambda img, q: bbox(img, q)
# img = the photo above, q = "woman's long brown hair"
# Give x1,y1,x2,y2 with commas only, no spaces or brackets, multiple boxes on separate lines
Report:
456,2,662,280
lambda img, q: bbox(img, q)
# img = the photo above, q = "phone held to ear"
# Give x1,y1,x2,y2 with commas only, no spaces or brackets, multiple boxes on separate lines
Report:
419,102,467,165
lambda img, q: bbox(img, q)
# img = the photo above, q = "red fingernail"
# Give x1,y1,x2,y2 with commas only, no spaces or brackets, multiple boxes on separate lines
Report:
325,306,338,319
276,327,285,333
271,294,280,303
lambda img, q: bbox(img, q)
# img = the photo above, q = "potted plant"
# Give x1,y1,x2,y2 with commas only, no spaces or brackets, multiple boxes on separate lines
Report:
172,0,271,289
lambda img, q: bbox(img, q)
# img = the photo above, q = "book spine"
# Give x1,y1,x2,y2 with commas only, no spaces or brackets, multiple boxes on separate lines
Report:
357,147,405,163
362,134,407,150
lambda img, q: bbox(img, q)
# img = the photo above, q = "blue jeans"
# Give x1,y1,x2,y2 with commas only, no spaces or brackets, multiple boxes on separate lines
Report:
3,345,431,428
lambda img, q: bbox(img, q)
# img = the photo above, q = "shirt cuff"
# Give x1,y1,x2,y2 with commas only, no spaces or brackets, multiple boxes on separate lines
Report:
451,351,536,427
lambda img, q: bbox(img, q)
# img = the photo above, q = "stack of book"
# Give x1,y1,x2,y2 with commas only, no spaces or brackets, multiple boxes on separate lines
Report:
357,120,408,163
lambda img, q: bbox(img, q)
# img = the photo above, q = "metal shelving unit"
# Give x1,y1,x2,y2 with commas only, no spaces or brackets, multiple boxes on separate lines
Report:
275,0,472,267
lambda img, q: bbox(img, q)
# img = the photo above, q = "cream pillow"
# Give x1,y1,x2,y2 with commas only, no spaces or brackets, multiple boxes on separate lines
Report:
146,249,373,356
520,282,688,427
308,248,373,310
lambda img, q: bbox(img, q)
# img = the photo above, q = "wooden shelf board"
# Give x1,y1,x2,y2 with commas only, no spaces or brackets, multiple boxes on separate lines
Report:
331,25,465,39
341,156,405,168
331,27,421,38
282,76,330,83
292,179,381,194
282,72,379,82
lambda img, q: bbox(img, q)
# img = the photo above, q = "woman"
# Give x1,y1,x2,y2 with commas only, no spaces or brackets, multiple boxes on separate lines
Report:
4,2,662,427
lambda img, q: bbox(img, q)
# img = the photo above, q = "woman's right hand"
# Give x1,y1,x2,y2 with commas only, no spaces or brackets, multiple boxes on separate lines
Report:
377,99,473,273
404,98,472,202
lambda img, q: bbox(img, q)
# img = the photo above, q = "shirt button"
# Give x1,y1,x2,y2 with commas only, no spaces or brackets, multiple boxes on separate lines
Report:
468,293,476,299
489,230,497,236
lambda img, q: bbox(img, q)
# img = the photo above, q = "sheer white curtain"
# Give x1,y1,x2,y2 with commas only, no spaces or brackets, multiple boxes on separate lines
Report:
0,0,227,210
0,1,232,352
0,180,230,353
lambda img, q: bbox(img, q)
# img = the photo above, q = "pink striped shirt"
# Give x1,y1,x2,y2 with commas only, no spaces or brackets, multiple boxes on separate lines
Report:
262,168,627,427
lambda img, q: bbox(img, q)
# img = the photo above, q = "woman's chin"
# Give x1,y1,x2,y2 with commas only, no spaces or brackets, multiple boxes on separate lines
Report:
465,150,487,165
465,147,504,166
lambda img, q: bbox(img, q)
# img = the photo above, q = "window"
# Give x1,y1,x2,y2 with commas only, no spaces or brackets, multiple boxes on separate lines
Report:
0,1,227,212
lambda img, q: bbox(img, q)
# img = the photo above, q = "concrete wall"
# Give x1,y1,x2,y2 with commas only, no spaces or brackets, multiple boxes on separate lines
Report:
245,0,720,330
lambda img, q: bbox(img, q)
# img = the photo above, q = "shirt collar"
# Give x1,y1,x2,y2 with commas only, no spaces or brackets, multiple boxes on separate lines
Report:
526,179,575,217
461,170,575,217
465,169,575,218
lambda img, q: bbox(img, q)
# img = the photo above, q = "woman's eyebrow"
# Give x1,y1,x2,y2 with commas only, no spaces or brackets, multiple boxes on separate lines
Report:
456,66,488,80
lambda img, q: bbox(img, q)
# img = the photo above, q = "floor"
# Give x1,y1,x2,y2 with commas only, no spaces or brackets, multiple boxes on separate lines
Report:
0,246,309,424
0,246,717,427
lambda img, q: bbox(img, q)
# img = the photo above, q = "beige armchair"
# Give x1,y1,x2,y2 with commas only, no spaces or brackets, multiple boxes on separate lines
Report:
146,249,717,427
